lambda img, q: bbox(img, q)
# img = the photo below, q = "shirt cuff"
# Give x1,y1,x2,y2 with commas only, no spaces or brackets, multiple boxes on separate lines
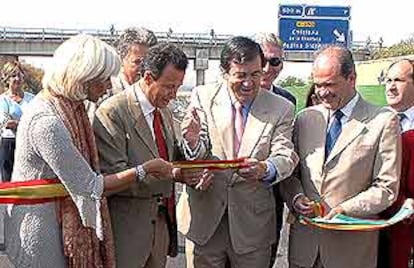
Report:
292,193,305,207
182,139,202,160
262,161,278,186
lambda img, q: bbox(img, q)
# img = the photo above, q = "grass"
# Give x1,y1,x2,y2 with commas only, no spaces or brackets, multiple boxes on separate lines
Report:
286,85,387,113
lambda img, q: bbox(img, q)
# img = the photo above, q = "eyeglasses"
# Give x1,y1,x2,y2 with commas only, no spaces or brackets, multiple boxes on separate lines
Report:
266,57,283,67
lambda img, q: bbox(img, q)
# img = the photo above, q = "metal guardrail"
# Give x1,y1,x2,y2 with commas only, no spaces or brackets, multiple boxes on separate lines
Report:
0,26,233,46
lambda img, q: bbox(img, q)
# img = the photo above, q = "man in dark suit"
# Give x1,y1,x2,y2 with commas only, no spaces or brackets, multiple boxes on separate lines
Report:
254,32,296,267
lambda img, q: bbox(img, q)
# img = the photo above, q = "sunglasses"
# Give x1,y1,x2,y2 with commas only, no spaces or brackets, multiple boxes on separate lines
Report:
266,57,283,67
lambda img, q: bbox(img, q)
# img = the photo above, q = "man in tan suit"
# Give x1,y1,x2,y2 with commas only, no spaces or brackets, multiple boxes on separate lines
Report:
179,36,298,268
280,45,402,268
93,43,210,268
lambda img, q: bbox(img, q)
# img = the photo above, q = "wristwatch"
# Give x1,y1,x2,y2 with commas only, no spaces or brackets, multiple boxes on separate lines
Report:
135,165,147,182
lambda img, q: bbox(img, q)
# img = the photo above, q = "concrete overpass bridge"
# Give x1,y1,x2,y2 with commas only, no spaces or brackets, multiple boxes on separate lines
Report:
0,26,375,85
0,26,233,85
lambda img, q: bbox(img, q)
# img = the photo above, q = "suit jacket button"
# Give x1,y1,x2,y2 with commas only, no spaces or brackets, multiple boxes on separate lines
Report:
151,219,156,224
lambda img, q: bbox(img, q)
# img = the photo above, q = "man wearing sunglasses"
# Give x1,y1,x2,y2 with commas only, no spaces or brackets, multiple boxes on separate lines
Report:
255,32,296,268
255,33,296,106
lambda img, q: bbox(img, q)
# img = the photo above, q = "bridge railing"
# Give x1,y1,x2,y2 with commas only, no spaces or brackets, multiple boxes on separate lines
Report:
0,26,232,46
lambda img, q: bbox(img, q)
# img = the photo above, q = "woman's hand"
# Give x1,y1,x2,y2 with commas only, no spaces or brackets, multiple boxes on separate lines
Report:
142,158,174,179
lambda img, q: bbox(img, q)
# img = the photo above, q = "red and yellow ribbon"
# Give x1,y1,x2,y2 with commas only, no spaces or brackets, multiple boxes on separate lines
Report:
173,158,249,170
0,179,68,205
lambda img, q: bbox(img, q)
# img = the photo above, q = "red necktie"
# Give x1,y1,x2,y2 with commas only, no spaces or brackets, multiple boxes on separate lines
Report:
153,109,168,160
153,109,176,249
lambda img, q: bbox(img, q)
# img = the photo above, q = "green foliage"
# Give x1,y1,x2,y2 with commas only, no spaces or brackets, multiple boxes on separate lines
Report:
277,76,306,88
372,35,414,59
285,85,387,113
21,63,44,94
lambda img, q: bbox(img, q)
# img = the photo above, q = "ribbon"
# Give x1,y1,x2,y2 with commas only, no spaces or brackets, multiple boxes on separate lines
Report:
299,199,414,231
173,158,249,170
0,179,67,204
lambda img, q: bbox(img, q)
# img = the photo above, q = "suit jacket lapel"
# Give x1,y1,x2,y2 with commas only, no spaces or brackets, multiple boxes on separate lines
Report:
237,90,268,158
325,98,369,164
312,106,330,177
127,85,158,158
210,83,234,159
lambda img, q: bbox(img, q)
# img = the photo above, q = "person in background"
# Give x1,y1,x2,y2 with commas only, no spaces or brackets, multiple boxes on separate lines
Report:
304,84,320,107
0,61,34,182
378,59,414,268
86,27,157,121
254,32,296,267
4,34,178,268
280,45,401,268
110,27,157,95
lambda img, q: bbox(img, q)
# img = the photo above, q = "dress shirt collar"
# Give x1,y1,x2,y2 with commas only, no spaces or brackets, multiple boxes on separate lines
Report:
402,105,414,123
135,82,155,117
331,93,359,120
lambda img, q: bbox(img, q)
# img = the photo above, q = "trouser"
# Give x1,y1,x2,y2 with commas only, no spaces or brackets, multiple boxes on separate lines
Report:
144,212,170,268
0,138,15,182
192,214,271,268
377,230,391,268
290,255,324,268
269,185,285,267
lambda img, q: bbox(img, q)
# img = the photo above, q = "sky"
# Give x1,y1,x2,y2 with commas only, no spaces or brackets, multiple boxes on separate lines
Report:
1,0,413,84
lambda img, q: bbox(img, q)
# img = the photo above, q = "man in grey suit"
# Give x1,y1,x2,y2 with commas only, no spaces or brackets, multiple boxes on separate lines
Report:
280,45,401,268
94,43,210,268
180,36,298,268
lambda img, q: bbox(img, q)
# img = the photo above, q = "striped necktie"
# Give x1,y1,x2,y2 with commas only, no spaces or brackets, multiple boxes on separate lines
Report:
325,110,344,158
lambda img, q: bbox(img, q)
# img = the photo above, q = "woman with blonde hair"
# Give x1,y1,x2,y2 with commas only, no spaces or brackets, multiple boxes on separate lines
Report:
0,61,35,181
5,34,174,267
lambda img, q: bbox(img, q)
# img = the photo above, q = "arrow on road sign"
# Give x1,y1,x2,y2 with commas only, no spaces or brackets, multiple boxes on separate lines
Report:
333,29,345,42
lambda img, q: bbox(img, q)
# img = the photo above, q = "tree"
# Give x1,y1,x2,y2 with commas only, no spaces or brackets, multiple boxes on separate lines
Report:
371,34,414,59
277,76,306,88
0,60,44,94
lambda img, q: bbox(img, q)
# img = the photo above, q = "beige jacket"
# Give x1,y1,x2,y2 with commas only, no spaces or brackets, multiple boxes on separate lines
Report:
280,97,402,268
178,82,298,254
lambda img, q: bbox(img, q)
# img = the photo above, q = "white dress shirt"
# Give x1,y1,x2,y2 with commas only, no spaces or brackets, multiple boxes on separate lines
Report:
327,93,359,131
398,105,414,133
134,83,156,139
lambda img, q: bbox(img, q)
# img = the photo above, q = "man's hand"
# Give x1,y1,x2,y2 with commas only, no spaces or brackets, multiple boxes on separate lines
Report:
293,195,315,217
142,158,173,179
323,206,344,220
174,168,213,191
5,119,18,130
182,107,201,150
237,158,267,182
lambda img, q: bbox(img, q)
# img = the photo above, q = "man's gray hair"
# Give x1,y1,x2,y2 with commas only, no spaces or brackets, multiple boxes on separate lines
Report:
42,34,121,101
116,27,158,59
254,32,283,49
